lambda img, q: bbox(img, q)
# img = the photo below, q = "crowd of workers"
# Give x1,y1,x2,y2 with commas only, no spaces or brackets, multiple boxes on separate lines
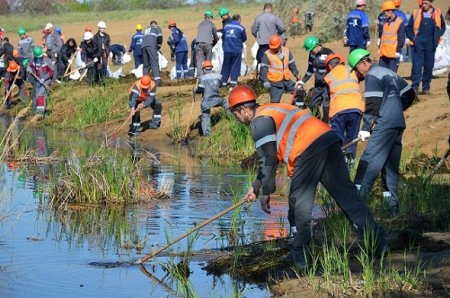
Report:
0,0,448,270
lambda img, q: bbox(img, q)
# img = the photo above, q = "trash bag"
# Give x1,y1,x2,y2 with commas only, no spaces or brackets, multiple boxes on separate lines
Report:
107,66,124,79
433,24,450,72
169,58,191,80
158,52,168,70
130,64,143,78
121,53,131,64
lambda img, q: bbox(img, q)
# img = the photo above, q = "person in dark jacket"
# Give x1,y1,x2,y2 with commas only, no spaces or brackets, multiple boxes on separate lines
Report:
57,38,77,79
406,0,446,94
218,7,232,31
110,44,126,65
141,21,163,84
93,21,111,79
221,14,247,88
168,20,188,79
80,31,101,86
346,0,371,53
0,37,14,62
129,24,144,68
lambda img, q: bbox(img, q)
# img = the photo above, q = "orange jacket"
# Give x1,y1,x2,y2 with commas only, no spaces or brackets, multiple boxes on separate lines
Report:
410,7,442,45
255,103,331,176
325,64,364,118
265,47,292,82
379,17,403,58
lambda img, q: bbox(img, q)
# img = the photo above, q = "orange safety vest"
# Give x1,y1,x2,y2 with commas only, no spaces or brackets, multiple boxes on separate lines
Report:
324,64,364,118
265,47,292,82
379,17,403,58
410,7,442,45
291,15,300,24
128,80,156,102
254,103,331,177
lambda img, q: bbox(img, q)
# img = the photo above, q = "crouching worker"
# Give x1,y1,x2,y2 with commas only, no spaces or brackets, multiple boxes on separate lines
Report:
193,60,228,136
128,75,162,136
4,61,27,109
228,85,388,270
27,46,53,116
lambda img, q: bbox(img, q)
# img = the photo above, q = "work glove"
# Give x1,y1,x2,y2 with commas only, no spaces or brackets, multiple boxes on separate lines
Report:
260,195,271,214
377,38,381,46
93,57,99,63
68,59,72,64
295,80,305,88
358,130,371,142
395,52,401,59
366,41,371,47
81,62,86,68
263,81,271,89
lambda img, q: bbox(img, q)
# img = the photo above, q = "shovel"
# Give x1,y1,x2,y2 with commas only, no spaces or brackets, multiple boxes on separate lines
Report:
426,135,450,182
341,137,361,151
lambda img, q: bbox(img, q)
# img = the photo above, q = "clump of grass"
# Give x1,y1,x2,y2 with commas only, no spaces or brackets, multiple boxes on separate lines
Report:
167,95,184,142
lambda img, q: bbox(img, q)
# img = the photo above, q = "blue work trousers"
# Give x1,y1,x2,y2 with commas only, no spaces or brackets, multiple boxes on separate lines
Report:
379,56,399,73
330,111,362,159
175,51,188,79
411,45,435,91
221,52,241,86
133,54,143,68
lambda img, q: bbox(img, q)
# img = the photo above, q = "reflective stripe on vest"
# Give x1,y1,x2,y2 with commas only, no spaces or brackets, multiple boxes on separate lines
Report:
254,103,331,176
266,47,291,82
129,80,156,102
324,64,364,118
411,8,442,45
379,17,402,58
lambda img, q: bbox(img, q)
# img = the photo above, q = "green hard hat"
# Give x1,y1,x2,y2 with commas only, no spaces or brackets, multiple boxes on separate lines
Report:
33,46,43,58
205,9,214,18
303,36,319,51
17,28,26,36
22,58,30,67
218,7,229,17
348,49,370,69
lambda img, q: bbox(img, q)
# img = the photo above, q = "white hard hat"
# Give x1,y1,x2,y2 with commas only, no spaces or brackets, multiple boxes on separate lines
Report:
355,0,367,5
97,21,106,29
45,23,54,30
83,31,94,40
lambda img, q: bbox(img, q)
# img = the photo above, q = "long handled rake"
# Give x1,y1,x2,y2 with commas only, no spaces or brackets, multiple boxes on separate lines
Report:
1,72,19,106
182,81,199,144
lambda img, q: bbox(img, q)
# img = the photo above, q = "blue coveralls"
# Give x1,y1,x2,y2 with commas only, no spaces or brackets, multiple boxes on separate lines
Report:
129,31,143,68
221,20,247,87
346,8,370,53
406,8,446,92
170,26,189,79
354,65,412,214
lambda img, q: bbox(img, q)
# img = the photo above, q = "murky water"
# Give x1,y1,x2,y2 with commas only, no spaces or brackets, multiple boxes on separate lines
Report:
0,117,293,297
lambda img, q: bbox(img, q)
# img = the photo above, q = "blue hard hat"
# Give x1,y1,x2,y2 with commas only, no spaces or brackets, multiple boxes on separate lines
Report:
55,26,62,34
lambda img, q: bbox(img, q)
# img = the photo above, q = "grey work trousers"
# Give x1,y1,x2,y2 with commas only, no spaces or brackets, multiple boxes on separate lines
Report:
288,142,385,254
269,80,296,103
142,47,161,80
195,43,212,77
200,96,228,136
355,127,404,208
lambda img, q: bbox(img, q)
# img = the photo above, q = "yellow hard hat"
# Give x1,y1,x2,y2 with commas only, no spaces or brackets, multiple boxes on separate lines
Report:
136,24,143,30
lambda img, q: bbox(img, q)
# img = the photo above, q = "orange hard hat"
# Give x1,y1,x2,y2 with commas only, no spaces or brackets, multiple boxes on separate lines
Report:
269,35,282,50
325,54,345,69
168,19,176,28
418,0,423,7
140,75,152,89
202,60,213,69
85,26,92,32
393,0,401,7
13,49,19,59
382,1,395,11
7,61,19,72
228,85,257,110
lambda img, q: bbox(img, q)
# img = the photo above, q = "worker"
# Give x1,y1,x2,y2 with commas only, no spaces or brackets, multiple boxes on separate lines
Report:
346,0,370,53
55,26,65,44
27,46,53,116
168,19,189,79
228,85,388,269
193,60,228,136
290,6,301,37
0,37,14,62
304,11,315,33
221,14,247,88
251,3,285,64
80,31,101,86
260,35,300,103
324,54,364,162
128,24,144,68
4,61,27,109
142,21,163,84
195,10,219,77
17,28,34,60
128,75,162,136
218,7,232,30
378,1,405,72
406,0,446,94
298,36,334,119
110,44,126,65
44,23,62,64
57,38,77,79
93,21,111,79
393,0,407,23
348,49,415,216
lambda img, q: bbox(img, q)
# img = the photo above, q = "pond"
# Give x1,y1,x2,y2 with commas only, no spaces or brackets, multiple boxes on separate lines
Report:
0,117,294,298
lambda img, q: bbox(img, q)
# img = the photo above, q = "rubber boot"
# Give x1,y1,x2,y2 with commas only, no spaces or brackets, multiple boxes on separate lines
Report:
148,115,161,129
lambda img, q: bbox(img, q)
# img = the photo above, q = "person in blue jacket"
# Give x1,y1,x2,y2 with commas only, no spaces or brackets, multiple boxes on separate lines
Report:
346,0,371,53
167,19,189,79
221,14,247,88
128,24,144,68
